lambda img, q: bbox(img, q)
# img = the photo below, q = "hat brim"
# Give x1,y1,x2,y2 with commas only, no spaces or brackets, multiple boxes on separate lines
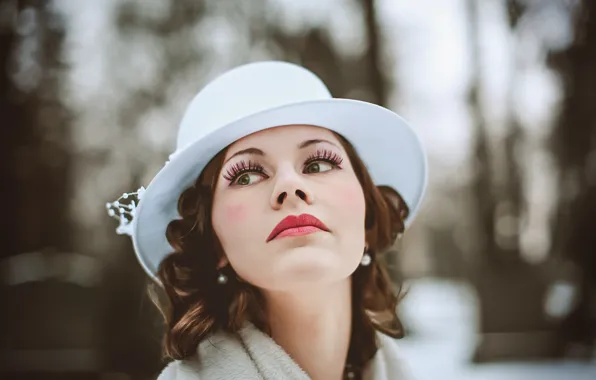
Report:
132,98,428,281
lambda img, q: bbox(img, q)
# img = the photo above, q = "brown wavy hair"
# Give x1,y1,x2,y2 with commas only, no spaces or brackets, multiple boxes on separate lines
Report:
151,132,410,374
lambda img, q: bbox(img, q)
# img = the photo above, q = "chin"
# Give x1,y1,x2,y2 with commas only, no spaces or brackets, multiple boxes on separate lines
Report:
276,247,357,283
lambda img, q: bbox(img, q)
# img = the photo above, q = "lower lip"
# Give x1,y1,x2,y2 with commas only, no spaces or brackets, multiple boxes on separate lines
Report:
273,226,323,240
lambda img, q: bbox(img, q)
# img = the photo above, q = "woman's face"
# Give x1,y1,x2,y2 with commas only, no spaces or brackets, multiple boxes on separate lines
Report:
211,125,366,291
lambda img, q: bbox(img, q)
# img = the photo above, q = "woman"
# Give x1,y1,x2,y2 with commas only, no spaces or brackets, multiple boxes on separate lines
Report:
107,61,427,379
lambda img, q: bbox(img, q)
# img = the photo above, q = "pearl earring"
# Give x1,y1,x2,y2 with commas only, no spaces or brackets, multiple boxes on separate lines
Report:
360,249,372,266
217,272,228,284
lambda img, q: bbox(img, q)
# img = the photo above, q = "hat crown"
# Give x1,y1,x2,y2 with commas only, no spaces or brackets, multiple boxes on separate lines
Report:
176,61,332,151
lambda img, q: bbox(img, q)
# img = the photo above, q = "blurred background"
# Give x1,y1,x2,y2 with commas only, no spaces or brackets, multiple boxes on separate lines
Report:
1,0,596,379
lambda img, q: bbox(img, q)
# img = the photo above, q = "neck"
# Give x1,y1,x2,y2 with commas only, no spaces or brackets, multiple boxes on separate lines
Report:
263,279,352,380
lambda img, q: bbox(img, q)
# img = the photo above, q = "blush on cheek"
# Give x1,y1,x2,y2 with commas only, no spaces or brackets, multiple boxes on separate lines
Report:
337,184,365,208
224,203,248,224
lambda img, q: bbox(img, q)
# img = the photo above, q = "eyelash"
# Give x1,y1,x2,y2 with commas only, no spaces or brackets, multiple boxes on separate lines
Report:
223,149,344,184
306,149,344,168
222,160,265,182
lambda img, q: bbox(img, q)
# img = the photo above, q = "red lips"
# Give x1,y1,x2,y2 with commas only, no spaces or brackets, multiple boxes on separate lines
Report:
267,213,330,242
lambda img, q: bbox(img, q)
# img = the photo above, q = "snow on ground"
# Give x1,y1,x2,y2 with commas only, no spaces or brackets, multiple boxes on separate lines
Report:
397,279,596,380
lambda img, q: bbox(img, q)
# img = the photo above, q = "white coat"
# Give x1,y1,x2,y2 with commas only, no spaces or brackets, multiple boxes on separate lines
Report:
157,323,412,379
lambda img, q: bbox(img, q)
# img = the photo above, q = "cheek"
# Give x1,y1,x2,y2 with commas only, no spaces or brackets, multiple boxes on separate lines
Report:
335,183,366,211
223,203,248,224
212,200,249,241
332,182,366,269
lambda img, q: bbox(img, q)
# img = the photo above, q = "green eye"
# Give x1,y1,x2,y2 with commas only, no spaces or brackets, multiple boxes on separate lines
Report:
234,172,264,186
223,160,267,187
305,161,333,174
237,174,250,185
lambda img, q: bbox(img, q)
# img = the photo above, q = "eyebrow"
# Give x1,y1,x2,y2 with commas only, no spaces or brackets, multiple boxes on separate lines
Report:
224,138,339,164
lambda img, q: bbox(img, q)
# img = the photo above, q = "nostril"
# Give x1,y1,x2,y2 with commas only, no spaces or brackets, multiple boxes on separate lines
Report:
277,192,287,204
295,189,306,200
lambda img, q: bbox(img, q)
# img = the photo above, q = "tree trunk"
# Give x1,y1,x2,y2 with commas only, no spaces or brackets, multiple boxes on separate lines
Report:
0,1,100,377
548,0,596,358
467,0,555,362
0,0,22,261
361,0,387,106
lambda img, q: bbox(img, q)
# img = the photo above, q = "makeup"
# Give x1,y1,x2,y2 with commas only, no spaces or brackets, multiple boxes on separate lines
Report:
267,213,330,242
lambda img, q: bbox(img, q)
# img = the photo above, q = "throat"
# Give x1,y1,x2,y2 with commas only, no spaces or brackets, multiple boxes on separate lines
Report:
265,280,353,380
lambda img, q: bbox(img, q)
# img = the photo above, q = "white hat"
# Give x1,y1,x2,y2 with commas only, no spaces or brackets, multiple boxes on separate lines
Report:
106,61,428,282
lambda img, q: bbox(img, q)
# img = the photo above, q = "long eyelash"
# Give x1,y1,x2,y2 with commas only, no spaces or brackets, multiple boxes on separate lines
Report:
306,149,344,168
222,160,265,182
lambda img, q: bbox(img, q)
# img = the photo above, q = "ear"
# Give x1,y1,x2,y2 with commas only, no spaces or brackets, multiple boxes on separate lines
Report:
217,256,229,269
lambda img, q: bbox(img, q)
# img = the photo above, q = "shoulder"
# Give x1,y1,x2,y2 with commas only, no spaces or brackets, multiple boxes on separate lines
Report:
376,331,403,356
157,360,201,380
364,332,415,379
155,328,253,380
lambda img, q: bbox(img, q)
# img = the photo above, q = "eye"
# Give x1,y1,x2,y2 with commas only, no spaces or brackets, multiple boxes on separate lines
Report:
233,172,266,186
223,160,267,187
304,161,334,174
303,149,344,174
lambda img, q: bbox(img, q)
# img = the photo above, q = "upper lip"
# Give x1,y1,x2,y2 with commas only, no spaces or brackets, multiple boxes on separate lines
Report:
267,213,330,242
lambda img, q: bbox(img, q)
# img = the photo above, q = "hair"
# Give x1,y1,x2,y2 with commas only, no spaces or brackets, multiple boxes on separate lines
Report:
151,132,410,375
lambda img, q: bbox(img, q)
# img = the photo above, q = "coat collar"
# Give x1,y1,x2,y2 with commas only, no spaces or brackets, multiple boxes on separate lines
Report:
157,323,411,380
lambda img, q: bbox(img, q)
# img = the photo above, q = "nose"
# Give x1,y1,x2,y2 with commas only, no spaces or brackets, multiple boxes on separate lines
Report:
270,168,314,210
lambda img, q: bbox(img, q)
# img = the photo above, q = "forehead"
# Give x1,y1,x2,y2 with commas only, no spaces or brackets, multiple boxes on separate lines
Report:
225,125,340,156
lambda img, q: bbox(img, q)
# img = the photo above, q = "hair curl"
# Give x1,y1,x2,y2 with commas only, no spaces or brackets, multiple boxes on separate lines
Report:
151,133,410,374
